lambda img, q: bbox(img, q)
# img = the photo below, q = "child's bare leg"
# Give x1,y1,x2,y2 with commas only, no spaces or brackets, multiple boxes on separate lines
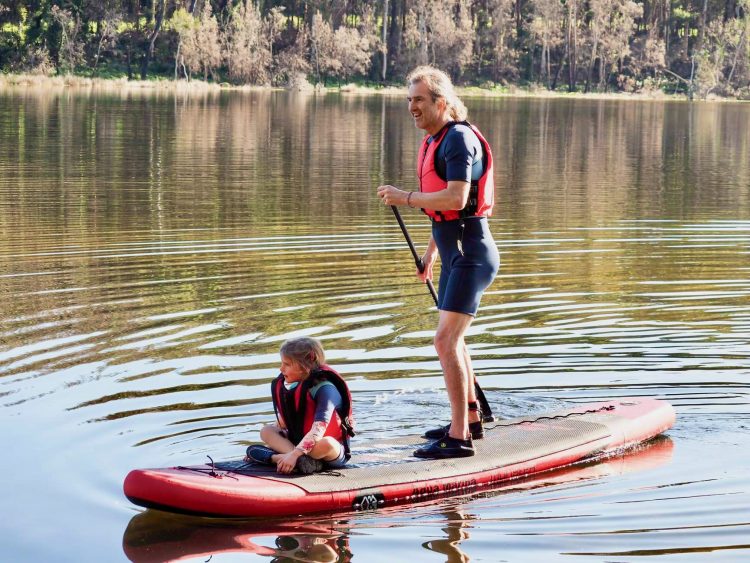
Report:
255,426,341,465
308,437,341,462
256,424,296,464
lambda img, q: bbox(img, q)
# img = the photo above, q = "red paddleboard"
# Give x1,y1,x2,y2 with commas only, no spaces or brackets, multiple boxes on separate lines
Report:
123,397,675,518
122,437,674,562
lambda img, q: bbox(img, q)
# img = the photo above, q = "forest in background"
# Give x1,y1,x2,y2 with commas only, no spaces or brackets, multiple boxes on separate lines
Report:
0,0,748,99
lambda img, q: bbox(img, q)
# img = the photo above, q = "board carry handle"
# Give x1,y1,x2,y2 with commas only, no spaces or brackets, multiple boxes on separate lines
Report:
389,205,494,421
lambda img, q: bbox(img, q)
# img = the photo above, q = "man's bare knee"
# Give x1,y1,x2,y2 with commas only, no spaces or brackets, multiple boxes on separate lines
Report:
434,329,459,357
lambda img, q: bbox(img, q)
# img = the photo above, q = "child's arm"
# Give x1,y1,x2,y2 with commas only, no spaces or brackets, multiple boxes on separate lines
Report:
294,383,342,454
296,421,329,454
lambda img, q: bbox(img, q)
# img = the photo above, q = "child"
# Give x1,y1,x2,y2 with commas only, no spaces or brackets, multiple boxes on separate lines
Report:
245,337,355,474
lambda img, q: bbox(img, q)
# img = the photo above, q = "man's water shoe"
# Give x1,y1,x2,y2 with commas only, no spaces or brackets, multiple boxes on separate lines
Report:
423,420,485,440
413,436,475,459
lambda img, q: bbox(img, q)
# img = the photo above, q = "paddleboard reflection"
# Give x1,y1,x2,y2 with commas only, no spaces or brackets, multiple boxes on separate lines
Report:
122,436,673,562
123,514,350,562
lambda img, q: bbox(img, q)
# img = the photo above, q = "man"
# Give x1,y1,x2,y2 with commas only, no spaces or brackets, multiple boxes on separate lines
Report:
377,66,499,459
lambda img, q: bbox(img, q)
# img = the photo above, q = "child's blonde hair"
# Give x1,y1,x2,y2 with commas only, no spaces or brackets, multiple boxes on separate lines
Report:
279,337,325,374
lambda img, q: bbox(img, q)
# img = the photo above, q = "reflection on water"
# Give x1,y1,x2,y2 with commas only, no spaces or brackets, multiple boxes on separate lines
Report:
1,88,750,561
123,511,350,562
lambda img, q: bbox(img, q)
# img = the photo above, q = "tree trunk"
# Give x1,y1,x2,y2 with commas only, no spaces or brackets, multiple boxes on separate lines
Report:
94,20,106,74
312,34,321,84
585,38,598,93
126,39,133,80
173,0,197,81
727,27,746,84
664,0,670,61
600,57,608,91
539,40,546,86
724,0,737,20
697,0,710,49
174,42,181,80
419,9,428,65
140,0,167,80
381,0,389,81
387,0,404,75
567,0,578,91
688,0,710,96
515,0,524,41
552,36,568,90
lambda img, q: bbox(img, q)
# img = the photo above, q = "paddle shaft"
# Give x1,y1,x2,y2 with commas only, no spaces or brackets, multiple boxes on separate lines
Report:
389,205,494,421
390,206,439,305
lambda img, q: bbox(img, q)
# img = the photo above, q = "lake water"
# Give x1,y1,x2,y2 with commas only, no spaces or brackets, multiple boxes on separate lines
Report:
1,86,749,562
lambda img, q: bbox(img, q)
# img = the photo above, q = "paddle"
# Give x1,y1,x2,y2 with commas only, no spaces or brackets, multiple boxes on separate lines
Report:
389,205,495,421
390,205,438,305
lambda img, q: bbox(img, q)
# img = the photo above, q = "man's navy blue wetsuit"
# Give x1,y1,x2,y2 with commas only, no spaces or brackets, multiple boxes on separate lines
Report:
429,123,499,316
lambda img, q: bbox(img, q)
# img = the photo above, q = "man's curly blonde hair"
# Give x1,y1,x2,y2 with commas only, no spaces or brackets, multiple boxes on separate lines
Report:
407,65,468,122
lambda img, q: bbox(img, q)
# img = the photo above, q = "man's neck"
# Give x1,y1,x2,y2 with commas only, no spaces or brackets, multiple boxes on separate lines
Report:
425,116,452,137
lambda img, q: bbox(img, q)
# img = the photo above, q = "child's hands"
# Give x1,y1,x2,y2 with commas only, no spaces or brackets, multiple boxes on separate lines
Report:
276,449,303,474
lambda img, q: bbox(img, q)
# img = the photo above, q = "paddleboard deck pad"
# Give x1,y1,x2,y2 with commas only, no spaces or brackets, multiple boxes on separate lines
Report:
124,397,675,517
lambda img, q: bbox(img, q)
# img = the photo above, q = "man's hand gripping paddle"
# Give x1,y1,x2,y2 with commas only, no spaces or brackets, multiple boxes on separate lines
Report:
390,206,495,421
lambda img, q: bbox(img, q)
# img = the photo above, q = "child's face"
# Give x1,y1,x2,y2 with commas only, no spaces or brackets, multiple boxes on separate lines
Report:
280,355,307,384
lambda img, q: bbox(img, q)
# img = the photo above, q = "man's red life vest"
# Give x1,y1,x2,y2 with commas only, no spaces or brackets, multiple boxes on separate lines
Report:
271,364,355,459
417,121,495,222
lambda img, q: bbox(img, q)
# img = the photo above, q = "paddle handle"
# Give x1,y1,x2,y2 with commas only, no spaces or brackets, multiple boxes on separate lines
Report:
391,206,438,306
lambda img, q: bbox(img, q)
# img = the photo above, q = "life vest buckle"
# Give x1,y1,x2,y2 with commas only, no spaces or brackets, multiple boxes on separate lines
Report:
342,416,356,437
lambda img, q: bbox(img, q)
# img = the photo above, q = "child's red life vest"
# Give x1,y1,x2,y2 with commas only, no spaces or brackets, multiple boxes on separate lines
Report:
271,364,355,459
417,121,495,222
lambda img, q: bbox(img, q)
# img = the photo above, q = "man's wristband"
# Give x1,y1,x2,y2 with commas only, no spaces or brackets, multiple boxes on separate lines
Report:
407,191,414,207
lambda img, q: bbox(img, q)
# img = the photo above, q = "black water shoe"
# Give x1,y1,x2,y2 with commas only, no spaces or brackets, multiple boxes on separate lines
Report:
423,420,485,440
413,436,474,459
295,454,325,474
246,445,276,465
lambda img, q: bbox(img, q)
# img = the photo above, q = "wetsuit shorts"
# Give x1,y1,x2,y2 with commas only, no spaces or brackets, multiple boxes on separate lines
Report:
324,444,348,469
433,216,499,316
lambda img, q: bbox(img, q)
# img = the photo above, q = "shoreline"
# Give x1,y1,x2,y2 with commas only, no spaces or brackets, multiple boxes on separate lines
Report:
1,72,743,103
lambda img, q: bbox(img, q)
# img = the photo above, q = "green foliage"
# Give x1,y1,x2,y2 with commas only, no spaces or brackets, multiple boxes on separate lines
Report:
169,8,196,35
672,7,694,21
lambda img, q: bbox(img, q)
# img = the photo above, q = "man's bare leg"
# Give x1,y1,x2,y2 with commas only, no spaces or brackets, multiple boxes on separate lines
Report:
462,342,482,424
434,310,475,440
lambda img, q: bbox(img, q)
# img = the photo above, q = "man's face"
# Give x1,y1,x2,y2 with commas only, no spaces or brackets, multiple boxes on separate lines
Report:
407,80,446,135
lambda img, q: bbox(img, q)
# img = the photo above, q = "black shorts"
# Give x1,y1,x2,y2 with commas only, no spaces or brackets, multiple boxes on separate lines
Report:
433,217,499,316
